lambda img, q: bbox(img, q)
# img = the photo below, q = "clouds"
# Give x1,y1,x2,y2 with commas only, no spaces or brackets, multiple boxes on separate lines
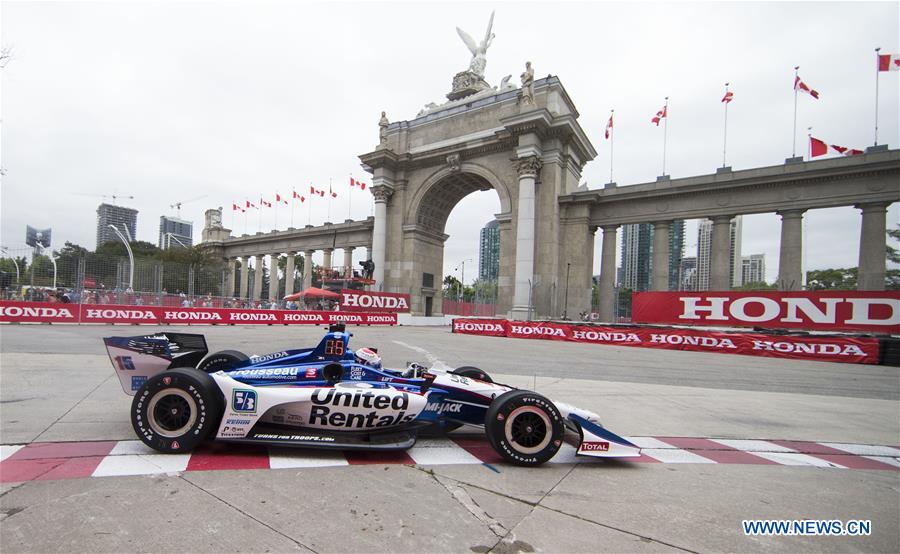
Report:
1,2,897,284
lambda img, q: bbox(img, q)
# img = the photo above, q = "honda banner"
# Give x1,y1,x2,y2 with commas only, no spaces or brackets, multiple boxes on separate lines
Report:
0,301,397,326
452,318,880,364
340,289,411,313
632,291,900,333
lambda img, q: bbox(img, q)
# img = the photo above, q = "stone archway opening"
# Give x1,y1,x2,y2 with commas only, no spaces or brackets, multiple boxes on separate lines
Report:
410,171,510,316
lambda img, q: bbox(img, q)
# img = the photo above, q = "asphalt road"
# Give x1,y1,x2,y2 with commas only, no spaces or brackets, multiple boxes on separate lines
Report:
1,324,898,553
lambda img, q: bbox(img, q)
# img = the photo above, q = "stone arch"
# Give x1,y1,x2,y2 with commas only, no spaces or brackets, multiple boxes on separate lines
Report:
405,162,512,232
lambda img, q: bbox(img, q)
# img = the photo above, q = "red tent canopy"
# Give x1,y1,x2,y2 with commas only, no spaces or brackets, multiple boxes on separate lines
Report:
283,287,340,302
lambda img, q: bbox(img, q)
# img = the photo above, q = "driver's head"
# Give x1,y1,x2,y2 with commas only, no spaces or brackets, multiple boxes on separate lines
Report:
354,347,382,369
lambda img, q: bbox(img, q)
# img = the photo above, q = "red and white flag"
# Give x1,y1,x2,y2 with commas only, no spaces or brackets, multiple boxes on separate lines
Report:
310,186,325,197
246,199,256,209
276,193,289,205
878,53,900,71
794,76,820,99
260,197,272,208
232,202,240,211
721,90,734,103
293,190,306,202
651,105,667,126
350,177,367,190
809,136,829,157
830,144,864,156
329,184,337,198
604,113,613,139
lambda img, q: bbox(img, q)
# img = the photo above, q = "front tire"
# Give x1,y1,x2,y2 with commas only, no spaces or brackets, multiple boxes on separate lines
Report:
453,366,493,383
131,368,222,453
485,390,564,466
197,349,249,372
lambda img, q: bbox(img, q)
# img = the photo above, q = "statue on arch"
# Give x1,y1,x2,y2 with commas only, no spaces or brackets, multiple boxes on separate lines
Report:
456,11,495,79
378,111,389,144
520,61,535,105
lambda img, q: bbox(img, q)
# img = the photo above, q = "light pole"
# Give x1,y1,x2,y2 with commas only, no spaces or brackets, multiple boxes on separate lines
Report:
50,256,58,289
108,224,134,290
563,262,571,320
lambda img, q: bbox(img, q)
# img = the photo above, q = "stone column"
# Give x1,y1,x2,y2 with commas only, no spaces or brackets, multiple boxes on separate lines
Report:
268,254,279,302
776,209,805,290
322,248,333,271
284,253,296,297
239,257,249,299
343,247,354,277
224,258,235,298
510,155,542,319
709,215,734,291
598,225,618,322
302,250,314,290
371,186,394,288
365,246,372,263
857,202,889,291
252,254,264,301
651,221,671,291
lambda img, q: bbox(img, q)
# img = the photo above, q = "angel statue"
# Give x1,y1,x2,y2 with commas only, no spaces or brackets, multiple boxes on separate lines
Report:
456,11,495,78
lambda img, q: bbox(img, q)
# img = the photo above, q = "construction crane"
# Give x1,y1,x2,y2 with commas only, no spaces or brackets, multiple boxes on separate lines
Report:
71,192,135,205
170,195,207,216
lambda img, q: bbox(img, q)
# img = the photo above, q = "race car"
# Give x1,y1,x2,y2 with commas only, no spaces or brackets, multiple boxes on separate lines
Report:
103,324,640,466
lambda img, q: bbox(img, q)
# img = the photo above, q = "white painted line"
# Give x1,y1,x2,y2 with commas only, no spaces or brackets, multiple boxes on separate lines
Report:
624,436,679,449
709,439,795,453
0,445,25,462
864,456,900,468
267,448,349,469
407,438,483,465
641,448,716,464
751,451,845,468
819,442,900,457
92,453,192,477
109,440,158,456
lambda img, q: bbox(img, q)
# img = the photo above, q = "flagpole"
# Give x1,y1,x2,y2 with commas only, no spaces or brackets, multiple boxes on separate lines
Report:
231,205,235,230
291,189,295,228
662,97,669,176
875,47,881,146
274,194,279,231
792,66,799,157
722,83,729,168
327,178,333,223
257,198,262,233
609,110,614,183
243,209,247,235
308,182,312,226
807,127,812,160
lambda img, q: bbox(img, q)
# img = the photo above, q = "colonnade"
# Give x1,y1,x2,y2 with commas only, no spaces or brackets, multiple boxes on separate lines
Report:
224,246,372,301
595,202,892,321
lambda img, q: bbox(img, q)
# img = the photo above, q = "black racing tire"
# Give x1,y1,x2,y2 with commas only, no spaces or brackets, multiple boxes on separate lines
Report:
197,349,249,372
131,367,223,453
453,366,493,383
484,390,565,466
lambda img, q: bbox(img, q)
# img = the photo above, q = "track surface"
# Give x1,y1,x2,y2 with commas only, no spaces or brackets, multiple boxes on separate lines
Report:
1,324,899,552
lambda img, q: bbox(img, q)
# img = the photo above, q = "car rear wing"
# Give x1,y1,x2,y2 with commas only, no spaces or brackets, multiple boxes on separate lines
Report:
103,333,209,395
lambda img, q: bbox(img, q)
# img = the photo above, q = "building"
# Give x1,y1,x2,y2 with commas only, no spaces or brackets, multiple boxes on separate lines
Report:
478,219,500,281
618,221,685,291
96,203,138,248
159,215,194,249
741,253,766,286
696,216,743,290
681,256,698,291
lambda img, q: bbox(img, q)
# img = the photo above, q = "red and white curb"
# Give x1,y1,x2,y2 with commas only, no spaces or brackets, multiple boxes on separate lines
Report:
1,436,897,484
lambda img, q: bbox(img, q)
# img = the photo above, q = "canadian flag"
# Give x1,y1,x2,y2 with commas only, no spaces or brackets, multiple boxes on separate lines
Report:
293,190,306,202
878,53,900,71
721,91,734,103
350,177,367,190
604,113,613,139
794,76,820,99
651,105,667,126
260,198,272,208
329,184,337,198
809,136,829,157
246,199,256,209
310,186,325,197
276,193,288,205
232,203,240,211
830,144,864,156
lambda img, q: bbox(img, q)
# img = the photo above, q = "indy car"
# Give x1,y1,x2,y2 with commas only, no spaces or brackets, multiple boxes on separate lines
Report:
104,325,640,466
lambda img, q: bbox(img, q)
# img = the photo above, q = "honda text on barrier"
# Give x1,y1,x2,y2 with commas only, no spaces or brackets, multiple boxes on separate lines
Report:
103,324,640,466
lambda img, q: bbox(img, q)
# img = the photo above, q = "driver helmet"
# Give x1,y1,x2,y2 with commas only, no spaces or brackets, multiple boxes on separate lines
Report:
354,347,382,370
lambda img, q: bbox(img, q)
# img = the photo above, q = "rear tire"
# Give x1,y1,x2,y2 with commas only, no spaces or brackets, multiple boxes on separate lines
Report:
197,350,249,372
485,390,564,466
131,367,222,453
453,366,493,383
